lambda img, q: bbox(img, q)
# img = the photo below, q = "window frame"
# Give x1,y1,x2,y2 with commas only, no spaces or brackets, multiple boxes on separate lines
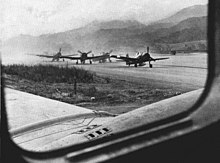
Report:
1,0,220,162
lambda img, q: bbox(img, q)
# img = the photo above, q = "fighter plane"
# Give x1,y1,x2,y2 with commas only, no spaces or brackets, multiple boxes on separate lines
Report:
34,48,76,62
92,50,113,63
59,50,93,64
111,47,169,68
60,50,112,64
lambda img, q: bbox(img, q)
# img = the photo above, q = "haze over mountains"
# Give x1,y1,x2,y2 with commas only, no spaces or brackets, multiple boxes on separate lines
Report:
2,4,207,54
156,5,207,24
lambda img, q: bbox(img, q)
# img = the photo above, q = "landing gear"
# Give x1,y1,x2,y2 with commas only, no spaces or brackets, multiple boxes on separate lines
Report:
149,61,153,68
134,63,137,67
76,61,78,64
90,60,92,64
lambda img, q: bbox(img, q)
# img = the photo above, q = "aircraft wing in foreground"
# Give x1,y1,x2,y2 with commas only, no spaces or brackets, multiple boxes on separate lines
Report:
7,88,203,152
112,47,169,68
7,88,116,151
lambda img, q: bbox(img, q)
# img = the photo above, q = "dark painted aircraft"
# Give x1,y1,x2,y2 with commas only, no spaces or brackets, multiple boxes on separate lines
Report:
61,50,114,64
60,50,95,64
34,48,75,62
111,47,169,68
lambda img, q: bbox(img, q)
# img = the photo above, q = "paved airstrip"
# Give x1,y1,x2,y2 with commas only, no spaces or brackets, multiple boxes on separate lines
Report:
63,53,207,91
3,52,207,130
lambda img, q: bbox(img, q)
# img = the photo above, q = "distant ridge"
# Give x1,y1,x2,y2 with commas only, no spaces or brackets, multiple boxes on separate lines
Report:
85,20,146,30
150,4,207,29
2,4,207,54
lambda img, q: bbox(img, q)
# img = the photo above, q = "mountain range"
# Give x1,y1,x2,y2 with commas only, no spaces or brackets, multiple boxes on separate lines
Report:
2,4,207,54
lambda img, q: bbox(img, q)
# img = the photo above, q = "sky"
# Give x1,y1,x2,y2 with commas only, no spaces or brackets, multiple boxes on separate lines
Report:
1,0,207,40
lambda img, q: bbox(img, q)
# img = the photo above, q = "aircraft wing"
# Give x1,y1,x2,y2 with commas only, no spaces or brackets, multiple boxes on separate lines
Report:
6,88,204,152
60,56,81,60
153,57,169,61
6,88,116,151
64,54,79,57
110,55,118,58
11,111,116,151
91,55,109,61
60,56,104,60
36,54,55,58
111,55,138,62
87,55,107,60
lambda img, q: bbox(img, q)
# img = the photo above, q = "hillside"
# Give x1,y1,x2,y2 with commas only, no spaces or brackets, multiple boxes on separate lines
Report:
2,20,148,53
85,20,146,30
2,5,207,54
152,16,207,43
156,4,207,25
146,4,207,32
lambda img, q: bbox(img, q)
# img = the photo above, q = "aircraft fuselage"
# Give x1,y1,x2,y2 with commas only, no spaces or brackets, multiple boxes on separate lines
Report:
125,53,154,67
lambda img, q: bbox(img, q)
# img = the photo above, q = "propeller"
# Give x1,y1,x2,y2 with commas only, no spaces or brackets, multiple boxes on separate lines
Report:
86,51,92,54
102,50,113,55
78,50,92,55
109,50,113,54
147,47,150,53
136,52,143,57
77,50,83,54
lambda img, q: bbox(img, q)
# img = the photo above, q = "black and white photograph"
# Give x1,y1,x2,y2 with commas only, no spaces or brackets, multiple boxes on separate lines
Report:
1,0,220,162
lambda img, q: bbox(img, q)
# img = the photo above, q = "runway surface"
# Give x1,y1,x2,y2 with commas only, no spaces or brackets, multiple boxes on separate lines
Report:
3,53,207,128
2,52,208,95
62,53,208,91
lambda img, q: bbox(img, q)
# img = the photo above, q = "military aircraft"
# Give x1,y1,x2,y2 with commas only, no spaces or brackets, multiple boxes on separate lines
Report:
59,50,93,64
111,47,169,68
60,50,113,64
92,50,113,63
34,48,76,62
